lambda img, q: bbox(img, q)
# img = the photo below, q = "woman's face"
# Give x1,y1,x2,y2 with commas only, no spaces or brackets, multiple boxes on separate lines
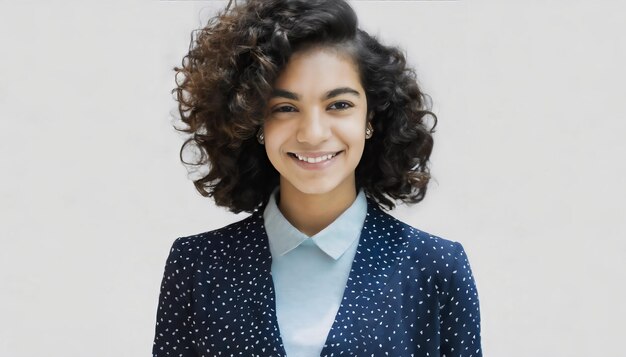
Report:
263,47,368,199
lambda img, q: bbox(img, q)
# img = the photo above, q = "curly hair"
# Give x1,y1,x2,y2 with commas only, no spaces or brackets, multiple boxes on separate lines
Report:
174,0,437,213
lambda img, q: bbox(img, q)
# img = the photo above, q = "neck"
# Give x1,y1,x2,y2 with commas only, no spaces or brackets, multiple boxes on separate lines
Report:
277,180,358,237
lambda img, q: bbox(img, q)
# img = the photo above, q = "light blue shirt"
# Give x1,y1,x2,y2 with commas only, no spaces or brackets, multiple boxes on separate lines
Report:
263,187,367,357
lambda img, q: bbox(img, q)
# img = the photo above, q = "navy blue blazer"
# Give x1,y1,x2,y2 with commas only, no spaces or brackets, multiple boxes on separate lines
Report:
153,198,482,356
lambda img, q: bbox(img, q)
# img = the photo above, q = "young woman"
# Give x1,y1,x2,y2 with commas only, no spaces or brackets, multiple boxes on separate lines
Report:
153,0,482,356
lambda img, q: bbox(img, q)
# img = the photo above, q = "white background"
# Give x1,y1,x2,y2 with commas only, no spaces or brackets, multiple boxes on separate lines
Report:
1,0,625,356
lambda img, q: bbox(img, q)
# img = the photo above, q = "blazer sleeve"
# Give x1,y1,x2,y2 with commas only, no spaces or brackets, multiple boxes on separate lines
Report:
152,237,197,357
439,242,482,356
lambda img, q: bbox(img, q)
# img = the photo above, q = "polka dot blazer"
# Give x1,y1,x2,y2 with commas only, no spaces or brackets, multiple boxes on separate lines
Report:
153,198,482,356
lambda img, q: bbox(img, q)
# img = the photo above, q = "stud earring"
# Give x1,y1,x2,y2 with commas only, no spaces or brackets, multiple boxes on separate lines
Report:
365,123,374,139
256,128,265,145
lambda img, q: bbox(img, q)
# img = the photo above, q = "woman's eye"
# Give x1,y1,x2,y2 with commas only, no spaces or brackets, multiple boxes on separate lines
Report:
272,105,297,113
328,101,353,110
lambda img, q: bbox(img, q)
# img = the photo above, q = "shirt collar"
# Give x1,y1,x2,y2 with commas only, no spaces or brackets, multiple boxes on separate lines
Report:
263,187,367,260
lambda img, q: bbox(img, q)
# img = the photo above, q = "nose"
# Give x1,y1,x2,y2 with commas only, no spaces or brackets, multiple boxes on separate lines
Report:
296,108,331,145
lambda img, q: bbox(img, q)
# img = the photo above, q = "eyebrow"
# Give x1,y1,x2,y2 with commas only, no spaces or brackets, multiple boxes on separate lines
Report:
270,87,361,101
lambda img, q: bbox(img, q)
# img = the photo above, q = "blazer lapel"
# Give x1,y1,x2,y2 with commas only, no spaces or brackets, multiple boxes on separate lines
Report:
320,198,408,355
240,209,288,356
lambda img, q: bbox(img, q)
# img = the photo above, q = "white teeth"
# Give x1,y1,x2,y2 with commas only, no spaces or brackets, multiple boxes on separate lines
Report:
294,152,338,163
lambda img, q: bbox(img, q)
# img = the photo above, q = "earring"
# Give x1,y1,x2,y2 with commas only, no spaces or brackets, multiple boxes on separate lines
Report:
257,128,265,145
365,122,374,139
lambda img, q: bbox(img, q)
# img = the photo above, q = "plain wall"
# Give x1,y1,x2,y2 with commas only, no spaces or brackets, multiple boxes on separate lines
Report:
1,0,624,356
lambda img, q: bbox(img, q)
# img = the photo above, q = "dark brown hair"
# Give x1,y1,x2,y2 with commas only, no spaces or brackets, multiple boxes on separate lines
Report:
174,0,437,213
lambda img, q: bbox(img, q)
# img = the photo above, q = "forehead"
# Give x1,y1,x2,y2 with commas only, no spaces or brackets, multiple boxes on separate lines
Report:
272,47,363,95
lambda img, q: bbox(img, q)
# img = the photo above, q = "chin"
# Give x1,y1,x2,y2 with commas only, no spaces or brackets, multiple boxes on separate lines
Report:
282,175,338,194
292,183,337,196
292,175,357,197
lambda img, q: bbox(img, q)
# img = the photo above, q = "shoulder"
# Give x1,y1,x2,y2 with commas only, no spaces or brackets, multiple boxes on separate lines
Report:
166,211,266,267
367,201,472,282
367,201,463,255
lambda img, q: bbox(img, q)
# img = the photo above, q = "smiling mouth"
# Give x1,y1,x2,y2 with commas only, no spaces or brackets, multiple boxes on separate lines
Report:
288,151,342,163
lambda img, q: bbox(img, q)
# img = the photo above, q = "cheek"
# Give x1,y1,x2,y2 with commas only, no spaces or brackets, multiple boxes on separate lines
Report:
263,121,276,140
263,121,288,156
341,118,367,158
338,118,367,142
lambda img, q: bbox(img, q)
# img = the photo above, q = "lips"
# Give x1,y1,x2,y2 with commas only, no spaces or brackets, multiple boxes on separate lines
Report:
289,151,341,163
287,151,343,167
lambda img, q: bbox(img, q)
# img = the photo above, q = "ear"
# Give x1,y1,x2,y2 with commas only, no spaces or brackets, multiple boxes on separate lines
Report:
367,111,374,121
